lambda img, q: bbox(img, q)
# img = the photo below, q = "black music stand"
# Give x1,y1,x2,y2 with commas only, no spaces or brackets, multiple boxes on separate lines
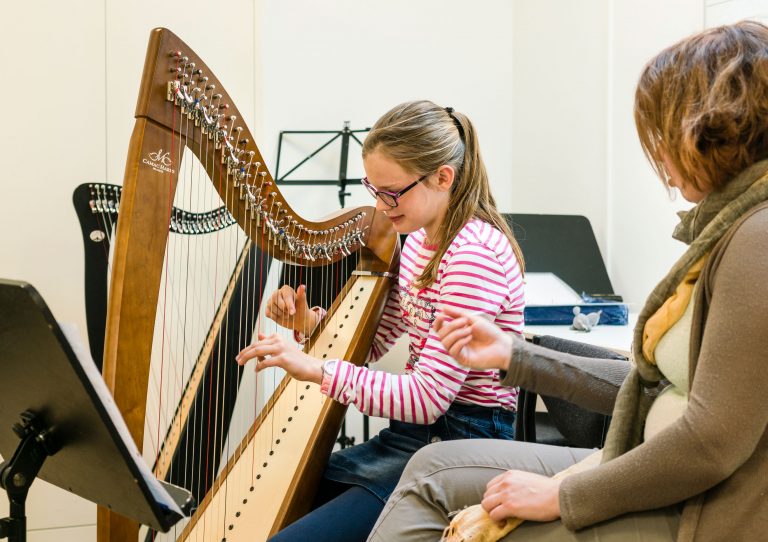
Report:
274,122,370,207
0,279,193,542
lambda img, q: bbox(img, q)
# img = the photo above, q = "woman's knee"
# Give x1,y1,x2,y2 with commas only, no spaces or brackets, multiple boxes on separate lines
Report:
400,441,462,481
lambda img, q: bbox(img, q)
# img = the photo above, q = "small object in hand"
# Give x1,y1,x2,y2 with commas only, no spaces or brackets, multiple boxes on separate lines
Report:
441,504,522,542
571,306,601,332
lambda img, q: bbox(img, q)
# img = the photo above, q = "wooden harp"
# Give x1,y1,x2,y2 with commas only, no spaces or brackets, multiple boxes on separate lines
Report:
98,27,398,542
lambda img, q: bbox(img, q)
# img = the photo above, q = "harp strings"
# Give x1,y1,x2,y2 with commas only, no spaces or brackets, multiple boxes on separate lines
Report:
141,43,373,542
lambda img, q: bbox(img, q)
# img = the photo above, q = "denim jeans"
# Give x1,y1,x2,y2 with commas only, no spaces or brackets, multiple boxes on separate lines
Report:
324,402,516,501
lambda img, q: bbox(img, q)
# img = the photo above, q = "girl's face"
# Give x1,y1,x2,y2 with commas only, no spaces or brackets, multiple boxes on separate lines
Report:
661,150,709,203
362,151,453,239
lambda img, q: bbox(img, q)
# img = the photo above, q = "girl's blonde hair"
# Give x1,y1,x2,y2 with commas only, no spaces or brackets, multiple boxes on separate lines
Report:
635,21,768,192
363,100,524,288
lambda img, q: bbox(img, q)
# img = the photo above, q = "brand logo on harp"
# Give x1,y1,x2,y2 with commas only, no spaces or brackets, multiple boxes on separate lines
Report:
142,149,176,174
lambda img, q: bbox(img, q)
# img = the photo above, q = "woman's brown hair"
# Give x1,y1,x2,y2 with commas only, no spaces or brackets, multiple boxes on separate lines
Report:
362,100,524,288
635,21,768,192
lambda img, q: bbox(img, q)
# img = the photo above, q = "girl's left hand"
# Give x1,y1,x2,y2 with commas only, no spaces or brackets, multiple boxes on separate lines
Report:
481,470,562,523
236,333,324,385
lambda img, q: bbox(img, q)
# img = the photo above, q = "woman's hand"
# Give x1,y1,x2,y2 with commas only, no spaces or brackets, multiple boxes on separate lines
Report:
236,333,324,384
481,470,562,522
434,306,513,371
265,285,319,333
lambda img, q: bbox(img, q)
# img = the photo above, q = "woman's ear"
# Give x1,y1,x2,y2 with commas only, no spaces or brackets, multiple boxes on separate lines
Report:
434,164,456,193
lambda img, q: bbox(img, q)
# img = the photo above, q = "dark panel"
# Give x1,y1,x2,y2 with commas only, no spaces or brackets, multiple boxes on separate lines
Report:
505,214,614,295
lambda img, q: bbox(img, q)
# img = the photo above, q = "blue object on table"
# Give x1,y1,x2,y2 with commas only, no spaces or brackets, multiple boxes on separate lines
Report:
524,295,629,326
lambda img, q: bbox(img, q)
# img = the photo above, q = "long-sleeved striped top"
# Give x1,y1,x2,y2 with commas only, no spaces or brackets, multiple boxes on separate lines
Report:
320,219,525,424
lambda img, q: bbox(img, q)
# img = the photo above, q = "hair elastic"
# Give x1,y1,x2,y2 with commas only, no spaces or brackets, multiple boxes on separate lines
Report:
444,106,465,142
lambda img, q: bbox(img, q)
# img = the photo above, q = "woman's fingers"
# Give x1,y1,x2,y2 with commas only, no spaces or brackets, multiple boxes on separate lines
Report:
481,489,504,515
487,502,514,523
485,471,509,493
435,316,470,339
440,305,466,319
448,335,473,362
439,326,472,351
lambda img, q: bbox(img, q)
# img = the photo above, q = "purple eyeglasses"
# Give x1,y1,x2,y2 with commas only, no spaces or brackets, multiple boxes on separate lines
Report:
361,174,428,208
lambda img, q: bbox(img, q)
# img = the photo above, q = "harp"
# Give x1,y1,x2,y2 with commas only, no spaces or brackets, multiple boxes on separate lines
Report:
98,27,398,542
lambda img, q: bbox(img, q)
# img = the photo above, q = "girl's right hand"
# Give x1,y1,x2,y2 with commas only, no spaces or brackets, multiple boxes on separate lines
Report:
265,284,319,333
434,306,513,371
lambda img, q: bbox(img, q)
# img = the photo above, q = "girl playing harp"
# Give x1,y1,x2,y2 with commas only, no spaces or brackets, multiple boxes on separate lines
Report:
237,100,525,541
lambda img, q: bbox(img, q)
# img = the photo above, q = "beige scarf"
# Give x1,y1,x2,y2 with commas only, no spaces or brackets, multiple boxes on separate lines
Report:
603,159,768,461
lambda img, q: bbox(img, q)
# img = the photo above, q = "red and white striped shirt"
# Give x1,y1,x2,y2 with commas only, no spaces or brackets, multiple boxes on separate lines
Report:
321,219,525,424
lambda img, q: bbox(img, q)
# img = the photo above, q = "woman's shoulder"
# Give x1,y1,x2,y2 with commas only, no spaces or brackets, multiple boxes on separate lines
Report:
734,201,768,232
709,202,768,283
719,202,768,252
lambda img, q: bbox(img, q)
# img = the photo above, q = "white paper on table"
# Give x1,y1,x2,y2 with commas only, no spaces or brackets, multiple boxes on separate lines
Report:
523,272,583,306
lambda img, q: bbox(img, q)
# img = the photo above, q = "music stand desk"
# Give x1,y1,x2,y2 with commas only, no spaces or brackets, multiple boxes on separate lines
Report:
0,279,191,540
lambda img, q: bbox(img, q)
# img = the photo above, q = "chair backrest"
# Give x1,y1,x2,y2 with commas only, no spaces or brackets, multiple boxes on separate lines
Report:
502,213,620,447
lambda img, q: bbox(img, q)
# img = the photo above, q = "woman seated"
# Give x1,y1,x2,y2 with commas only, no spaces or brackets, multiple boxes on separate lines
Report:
366,20,768,542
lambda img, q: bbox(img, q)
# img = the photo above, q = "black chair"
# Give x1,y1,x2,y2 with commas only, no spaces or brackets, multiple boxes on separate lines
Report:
515,335,627,448
503,214,620,448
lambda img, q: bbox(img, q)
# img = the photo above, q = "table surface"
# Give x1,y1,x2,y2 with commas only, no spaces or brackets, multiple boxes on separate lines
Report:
524,313,637,355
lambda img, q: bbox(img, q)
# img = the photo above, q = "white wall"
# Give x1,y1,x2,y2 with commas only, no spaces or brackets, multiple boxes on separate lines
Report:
607,0,704,310
510,1,610,253
258,0,517,220
0,1,258,540
707,0,768,25
0,1,107,540
5,0,760,539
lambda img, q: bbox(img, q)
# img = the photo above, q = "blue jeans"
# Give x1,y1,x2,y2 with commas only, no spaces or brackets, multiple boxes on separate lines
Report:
325,402,516,501
268,402,515,542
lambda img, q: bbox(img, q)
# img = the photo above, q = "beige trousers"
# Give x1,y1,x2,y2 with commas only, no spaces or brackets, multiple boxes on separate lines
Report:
367,439,679,541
